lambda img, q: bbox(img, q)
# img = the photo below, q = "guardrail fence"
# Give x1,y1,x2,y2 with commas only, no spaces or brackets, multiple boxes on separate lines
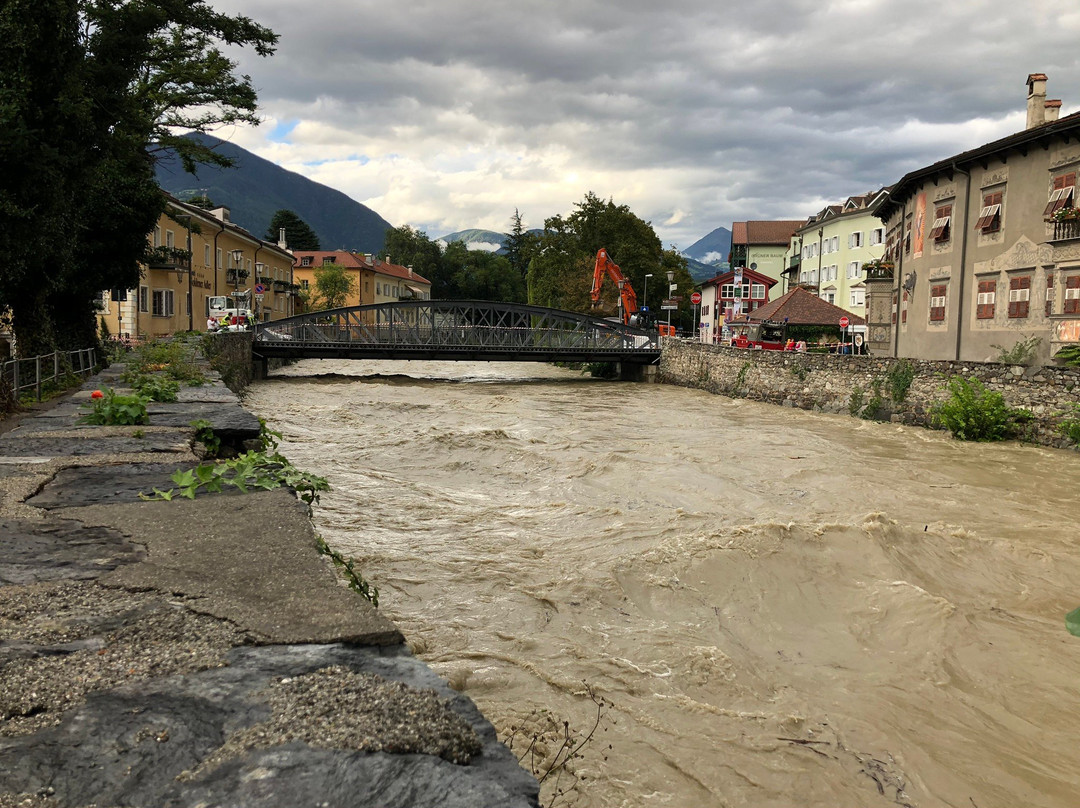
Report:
1,347,97,404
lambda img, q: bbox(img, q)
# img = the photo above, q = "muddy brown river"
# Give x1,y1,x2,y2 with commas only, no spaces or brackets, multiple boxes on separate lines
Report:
246,359,1080,807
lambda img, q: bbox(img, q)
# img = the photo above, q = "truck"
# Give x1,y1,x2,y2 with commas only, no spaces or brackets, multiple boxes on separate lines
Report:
207,293,254,332
730,319,789,350
589,248,676,336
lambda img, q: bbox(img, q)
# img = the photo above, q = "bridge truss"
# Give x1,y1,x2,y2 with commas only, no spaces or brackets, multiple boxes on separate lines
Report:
252,300,662,364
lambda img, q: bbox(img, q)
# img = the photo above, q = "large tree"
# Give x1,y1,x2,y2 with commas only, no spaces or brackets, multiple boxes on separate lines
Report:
442,241,525,303
266,209,320,250
0,0,277,355
379,226,447,296
312,264,356,310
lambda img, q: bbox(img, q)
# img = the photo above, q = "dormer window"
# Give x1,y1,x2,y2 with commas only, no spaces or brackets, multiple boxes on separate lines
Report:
300,257,312,266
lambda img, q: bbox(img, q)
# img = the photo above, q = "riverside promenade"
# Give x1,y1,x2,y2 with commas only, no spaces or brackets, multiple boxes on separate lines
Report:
0,362,538,808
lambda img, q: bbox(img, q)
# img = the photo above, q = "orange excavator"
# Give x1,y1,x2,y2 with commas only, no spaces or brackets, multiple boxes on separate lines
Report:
590,248,676,336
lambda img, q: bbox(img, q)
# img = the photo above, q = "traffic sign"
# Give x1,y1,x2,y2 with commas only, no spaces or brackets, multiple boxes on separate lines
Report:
690,292,702,305
839,315,850,328
254,283,266,294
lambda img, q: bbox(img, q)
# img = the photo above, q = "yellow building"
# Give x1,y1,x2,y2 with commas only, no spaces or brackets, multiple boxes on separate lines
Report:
98,193,296,340
292,251,432,309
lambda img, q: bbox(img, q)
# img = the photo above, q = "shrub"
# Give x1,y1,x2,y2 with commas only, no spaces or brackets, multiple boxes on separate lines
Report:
1058,405,1080,447
128,373,181,402
932,376,1030,441
885,359,916,404
79,386,150,426
992,335,1041,366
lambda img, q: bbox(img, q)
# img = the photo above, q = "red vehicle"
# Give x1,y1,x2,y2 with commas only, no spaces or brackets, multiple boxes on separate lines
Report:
590,248,676,336
731,320,788,350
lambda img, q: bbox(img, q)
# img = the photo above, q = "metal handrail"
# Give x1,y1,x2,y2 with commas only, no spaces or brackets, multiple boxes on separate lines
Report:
0,347,97,402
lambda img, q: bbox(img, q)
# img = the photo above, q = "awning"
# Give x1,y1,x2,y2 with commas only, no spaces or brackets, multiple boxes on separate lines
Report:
406,285,426,297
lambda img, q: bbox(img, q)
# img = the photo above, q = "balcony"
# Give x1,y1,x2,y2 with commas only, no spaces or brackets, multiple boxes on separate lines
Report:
1049,219,1080,242
226,267,250,285
146,246,191,270
272,279,289,292
863,260,895,282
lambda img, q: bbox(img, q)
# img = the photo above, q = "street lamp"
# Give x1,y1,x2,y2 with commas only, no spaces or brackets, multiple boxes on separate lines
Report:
643,273,653,310
666,270,675,330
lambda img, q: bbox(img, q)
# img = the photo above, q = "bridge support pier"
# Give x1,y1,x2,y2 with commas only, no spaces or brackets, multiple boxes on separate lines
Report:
618,363,659,383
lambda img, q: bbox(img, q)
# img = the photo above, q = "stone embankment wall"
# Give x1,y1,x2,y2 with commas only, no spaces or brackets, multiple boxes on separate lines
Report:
658,340,1080,450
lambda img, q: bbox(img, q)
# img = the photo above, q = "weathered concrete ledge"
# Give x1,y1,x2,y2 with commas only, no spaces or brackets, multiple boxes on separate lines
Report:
659,339,1080,449
0,363,539,808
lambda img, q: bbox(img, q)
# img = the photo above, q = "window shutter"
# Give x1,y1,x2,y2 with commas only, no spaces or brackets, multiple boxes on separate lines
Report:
977,280,997,319
1065,275,1080,314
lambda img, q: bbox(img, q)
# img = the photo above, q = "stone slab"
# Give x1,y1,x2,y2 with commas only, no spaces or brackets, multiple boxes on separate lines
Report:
147,402,262,438
0,644,539,808
0,433,189,457
71,490,402,646
0,516,144,586
26,463,205,509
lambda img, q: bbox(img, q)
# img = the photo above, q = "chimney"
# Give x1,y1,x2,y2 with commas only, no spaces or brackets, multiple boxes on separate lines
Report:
1027,73,1048,129
1045,99,1062,123
277,227,287,249
407,265,414,278
210,206,230,222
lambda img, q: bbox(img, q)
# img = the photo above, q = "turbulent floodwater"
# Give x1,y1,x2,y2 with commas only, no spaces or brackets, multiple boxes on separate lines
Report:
246,359,1080,808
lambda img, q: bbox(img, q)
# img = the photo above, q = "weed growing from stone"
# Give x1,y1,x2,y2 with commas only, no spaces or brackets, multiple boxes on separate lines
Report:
885,359,916,404
314,534,379,607
848,385,865,416
125,372,181,402
190,418,222,457
79,386,150,426
992,334,1042,366
1057,404,1080,447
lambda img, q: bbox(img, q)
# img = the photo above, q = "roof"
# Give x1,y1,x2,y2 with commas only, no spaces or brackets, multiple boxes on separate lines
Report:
878,109,1080,220
160,192,293,262
739,220,803,246
293,250,431,285
701,267,777,288
740,286,866,326
731,221,748,245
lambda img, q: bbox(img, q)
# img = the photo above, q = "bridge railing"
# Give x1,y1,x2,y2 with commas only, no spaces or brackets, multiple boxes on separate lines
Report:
255,301,659,353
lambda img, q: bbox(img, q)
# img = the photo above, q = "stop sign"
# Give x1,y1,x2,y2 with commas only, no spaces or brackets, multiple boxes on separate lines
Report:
839,316,850,328
690,292,702,305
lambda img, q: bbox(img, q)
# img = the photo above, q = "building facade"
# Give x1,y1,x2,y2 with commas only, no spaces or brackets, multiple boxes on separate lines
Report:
697,267,777,343
98,194,297,340
292,251,432,310
729,220,804,289
785,190,888,318
875,74,1080,365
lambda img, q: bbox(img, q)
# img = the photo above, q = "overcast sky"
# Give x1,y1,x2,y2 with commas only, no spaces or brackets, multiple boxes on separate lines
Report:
205,0,1080,252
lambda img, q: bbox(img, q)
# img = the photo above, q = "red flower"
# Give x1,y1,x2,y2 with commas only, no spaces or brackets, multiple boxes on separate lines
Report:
91,390,104,399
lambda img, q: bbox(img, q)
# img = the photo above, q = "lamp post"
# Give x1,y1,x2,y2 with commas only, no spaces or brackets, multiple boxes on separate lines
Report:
666,270,675,330
643,273,653,311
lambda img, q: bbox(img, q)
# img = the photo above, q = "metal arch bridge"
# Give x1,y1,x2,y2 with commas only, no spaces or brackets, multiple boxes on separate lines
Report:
252,300,662,364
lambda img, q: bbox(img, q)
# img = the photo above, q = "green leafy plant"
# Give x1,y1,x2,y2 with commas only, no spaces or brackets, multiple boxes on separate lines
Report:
315,534,379,606
191,418,222,457
733,360,752,391
991,335,1042,366
79,386,150,426
1057,404,1080,447
932,376,1031,441
862,379,887,420
1054,344,1080,367
127,372,181,402
126,338,207,386
885,359,916,404
848,384,865,416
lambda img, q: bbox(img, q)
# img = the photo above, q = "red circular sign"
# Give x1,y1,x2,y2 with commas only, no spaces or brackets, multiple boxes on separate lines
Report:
690,292,702,304
839,316,850,328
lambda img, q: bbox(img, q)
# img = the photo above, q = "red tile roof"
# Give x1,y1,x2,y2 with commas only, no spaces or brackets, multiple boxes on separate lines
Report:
731,221,748,245
739,220,803,245
742,286,865,326
293,250,431,285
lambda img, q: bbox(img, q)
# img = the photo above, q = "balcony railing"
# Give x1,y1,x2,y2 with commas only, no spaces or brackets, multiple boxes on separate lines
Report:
1050,219,1080,242
146,246,192,270
226,267,250,284
863,261,895,281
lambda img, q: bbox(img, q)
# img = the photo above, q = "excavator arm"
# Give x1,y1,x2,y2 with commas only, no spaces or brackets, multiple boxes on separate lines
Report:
590,248,638,324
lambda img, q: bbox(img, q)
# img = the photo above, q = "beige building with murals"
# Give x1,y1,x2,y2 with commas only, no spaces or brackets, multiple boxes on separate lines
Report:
871,74,1080,365
98,193,297,339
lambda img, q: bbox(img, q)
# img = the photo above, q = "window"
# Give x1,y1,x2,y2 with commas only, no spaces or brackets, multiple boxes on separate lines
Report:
892,292,898,324
153,226,161,248
850,288,865,307
904,222,912,254
847,261,861,279
1044,172,1076,217
139,285,149,313
831,236,839,252
849,232,862,248
901,290,908,324
1046,276,1054,316
930,284,946,321
165,230,175,250
751,284,766,300
799,272,808,284
977,280,997,319
975,191,1003,233
821,292,835,304
1008,276,1031,318
301,256,312,267
99,290,110,314
323,256,334,265
870,227,885,246
204,245,211,266
1065,275,1080,314
300,279,309,289
217,248,222,269
151,288,174,317
929,204,952,242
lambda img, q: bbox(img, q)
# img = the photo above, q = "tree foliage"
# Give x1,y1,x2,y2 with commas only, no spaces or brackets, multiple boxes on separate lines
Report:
266,209,320,251
0,0,277,355
312,263,356,310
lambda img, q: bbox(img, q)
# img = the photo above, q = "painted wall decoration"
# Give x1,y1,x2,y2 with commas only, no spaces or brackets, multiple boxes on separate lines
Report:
913,192,927,259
